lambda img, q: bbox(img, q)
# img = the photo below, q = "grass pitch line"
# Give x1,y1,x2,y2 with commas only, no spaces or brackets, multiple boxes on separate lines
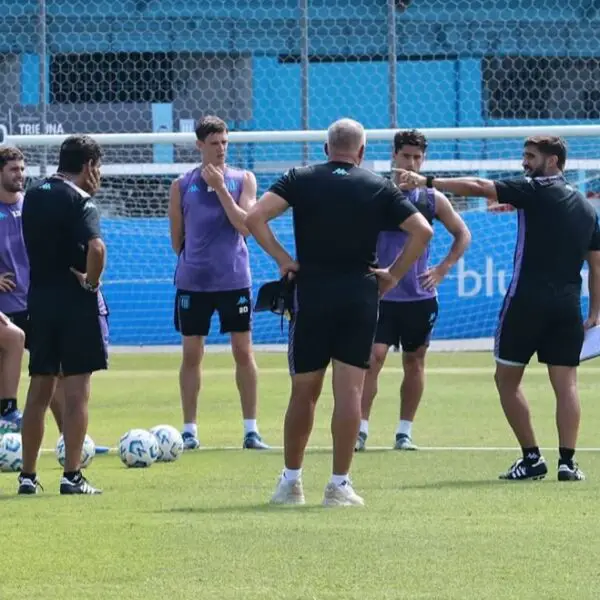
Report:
38,445,600,454
90,366,600,378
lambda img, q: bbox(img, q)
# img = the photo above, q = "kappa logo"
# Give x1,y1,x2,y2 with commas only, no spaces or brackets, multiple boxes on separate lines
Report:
188,184,200,193
40,183,51,190
332,168,348,176
237,295,249,314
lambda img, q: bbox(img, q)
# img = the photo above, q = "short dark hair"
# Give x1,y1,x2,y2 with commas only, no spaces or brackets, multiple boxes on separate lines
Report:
0,146,24,170
393,129,428,154
524,136,567,170
57,135,102,174
195,115,228,141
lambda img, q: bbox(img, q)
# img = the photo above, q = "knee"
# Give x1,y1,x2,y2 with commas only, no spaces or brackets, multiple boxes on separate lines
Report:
3,323,25,351
181,344,203,369
291,381,322,406
231,342,254,368
403,351,425,375
369,349,387,374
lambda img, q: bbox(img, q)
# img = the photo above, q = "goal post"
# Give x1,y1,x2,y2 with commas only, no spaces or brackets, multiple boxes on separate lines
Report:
8,124,600,351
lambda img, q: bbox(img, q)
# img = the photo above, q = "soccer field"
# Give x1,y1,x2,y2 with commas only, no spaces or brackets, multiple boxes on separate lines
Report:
4,350,600,599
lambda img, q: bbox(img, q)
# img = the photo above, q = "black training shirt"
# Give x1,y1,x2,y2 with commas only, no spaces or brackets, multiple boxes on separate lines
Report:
22,176,102,290
495,175,600,295
269,161,418,280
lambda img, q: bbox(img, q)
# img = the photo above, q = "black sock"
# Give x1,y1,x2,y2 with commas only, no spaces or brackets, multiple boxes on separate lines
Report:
559,447,575,464
63,471,80,481
20,472,36,481
522,446,541,464
0,398,17,416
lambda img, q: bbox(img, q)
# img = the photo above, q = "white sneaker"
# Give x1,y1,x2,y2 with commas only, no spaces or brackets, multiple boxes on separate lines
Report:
322,481,365,507
270,475,305,505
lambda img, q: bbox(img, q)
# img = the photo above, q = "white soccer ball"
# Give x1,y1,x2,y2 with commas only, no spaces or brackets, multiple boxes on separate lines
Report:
149,424,184,462
119,429,159,468
55,434,96,469
0,433,22,472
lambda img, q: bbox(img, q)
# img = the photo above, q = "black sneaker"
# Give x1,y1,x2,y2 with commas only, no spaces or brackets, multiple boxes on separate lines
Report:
499,457,548,481
60,473,102,495
558,461,585,481
18,475,43,495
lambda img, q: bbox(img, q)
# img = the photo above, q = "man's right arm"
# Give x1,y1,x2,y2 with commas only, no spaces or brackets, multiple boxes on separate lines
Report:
585,216,600,328
168,179,184,254
586,250,600,328
74,198,106,288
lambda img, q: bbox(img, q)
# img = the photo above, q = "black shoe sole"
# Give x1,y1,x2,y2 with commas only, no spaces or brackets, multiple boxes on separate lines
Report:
557,472,584,481
60,486,102,495
17,486,37,495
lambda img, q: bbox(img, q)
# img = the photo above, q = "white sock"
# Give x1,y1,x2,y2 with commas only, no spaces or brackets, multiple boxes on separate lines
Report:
360,419,369,435
396,420,412,438
283,467,302,482
244,419,258,435
330,473,349,486
183,423,197,437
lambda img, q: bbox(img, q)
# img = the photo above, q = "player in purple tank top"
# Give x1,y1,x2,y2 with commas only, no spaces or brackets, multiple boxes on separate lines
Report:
168,115,269,450
356,130,471,452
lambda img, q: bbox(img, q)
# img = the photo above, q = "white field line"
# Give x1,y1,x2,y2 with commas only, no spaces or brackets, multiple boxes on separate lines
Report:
78,366,600,378
38,445,600,454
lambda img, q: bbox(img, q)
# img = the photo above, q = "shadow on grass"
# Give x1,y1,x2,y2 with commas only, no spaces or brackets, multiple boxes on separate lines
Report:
158,503,327,515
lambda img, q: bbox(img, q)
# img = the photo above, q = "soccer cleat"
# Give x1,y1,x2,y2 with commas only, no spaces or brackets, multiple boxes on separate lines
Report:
394,434,418,451
60,473,102,495
558,461,586,481
0,408,22,434
270,475,305,505
95,445,110,455
243,431,270,450
181,432,200,450
499,457,548,481
322,480,365,507
17,475,43,495
355,431,367,452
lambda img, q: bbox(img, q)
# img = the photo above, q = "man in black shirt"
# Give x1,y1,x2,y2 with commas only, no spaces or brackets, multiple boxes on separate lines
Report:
397,135,600,482
19,135,107,495
246,118,433,506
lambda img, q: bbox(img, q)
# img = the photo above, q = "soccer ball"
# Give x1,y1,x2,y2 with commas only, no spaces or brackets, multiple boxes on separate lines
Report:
149,424,184,462
0,433,22,472
55,434,96,469
119,429,159,468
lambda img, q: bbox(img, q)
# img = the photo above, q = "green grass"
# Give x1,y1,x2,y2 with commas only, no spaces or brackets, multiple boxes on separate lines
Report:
3,351,600,599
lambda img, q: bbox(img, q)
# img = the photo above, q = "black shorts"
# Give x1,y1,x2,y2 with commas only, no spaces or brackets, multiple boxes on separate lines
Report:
374,298,439,352
27,288,109,377
174,288,252,337
495,291,583,367
288,284,379,374
5,310,30,350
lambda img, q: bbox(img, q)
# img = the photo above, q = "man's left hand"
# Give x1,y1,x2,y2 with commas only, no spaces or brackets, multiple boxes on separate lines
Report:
419,265,449,291
201,164,225,191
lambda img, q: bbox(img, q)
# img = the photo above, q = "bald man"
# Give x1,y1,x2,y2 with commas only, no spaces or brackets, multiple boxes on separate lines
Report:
246,118,433,506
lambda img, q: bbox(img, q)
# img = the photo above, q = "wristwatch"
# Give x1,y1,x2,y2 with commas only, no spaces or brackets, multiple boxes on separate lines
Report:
426,175,435,188
82,278,100,293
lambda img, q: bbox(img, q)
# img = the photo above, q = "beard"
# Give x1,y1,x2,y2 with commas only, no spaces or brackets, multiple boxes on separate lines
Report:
1,181,24,193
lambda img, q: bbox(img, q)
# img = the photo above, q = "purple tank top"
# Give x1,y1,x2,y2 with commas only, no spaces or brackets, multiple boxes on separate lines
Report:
377,188,436,302
174,166,251,292
0,194,29,314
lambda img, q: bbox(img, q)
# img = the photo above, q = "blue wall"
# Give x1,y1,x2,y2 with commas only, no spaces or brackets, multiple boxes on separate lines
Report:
102,211,592,346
